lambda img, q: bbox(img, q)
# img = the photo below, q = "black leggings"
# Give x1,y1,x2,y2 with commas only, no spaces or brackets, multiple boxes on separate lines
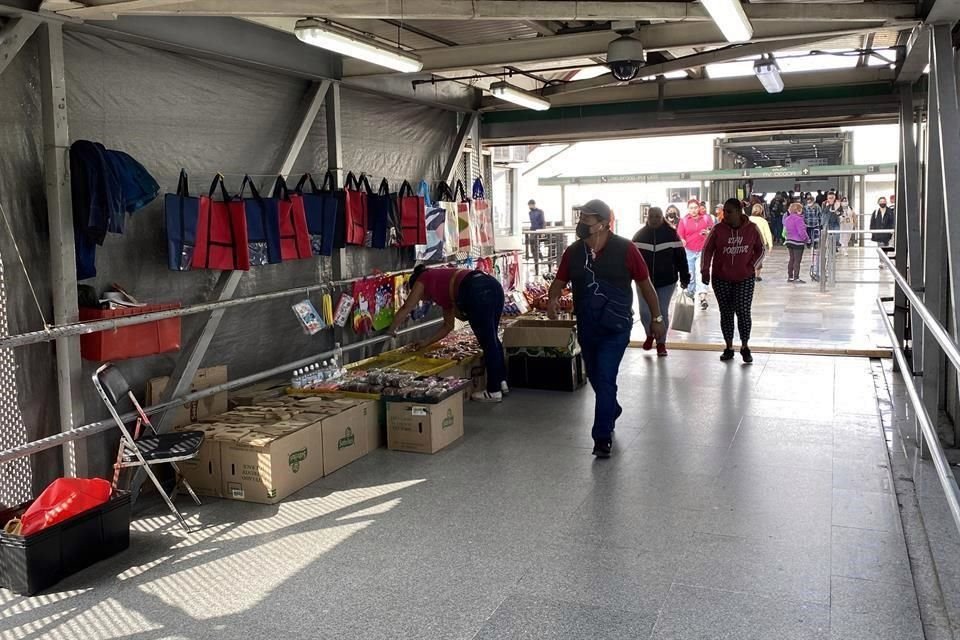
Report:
713,277,756,345
787,244,805,279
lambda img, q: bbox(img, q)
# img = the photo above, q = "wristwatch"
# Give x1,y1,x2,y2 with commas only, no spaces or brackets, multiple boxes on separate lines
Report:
652,315,664,324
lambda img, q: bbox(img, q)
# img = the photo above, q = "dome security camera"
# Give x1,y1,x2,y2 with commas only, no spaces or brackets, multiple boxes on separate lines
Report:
606,34,646,82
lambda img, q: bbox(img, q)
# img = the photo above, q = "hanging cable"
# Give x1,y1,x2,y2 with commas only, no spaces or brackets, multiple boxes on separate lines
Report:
0,199,48,328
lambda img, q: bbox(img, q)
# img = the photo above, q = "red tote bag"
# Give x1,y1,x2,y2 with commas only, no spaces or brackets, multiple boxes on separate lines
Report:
343,172,368,246
273,176,312,261
396,180,426,246
193,174,250,271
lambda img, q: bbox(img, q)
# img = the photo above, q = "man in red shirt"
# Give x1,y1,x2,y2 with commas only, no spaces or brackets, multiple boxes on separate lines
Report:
548,200,664,458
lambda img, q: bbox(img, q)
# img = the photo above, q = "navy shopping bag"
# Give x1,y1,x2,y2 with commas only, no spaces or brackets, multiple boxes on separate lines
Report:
241,175,282,266
164,169,202,271
366,177,398,249
295,171,342,256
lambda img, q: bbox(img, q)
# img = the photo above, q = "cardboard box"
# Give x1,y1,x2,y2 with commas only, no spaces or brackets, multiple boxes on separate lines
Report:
386,394,464,454
502,319,579,352
173,423,225,498
228,379,289,407
147,366,228,429
320,403,372,476
219,421,323,504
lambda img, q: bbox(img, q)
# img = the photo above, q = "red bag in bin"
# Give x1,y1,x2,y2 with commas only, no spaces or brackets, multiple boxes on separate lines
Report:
193,174,250,271
19,478,112,536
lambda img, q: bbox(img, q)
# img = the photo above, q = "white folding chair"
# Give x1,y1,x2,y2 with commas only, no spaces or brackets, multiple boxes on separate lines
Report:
92,363,203,532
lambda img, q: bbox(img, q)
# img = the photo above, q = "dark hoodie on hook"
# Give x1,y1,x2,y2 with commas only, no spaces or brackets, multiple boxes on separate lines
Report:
701,218,766,283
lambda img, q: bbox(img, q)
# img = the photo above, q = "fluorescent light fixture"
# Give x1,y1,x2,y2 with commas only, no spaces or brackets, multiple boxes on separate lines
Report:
489,82,551,111
700,0,753,43
754,56,784,93
295,18,423,73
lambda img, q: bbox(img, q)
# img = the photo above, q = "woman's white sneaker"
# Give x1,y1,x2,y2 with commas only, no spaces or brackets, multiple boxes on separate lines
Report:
501,381,511,395
471,390,503,403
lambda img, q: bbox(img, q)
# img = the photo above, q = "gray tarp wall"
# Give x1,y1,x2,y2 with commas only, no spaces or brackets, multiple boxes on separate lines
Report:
0,29,461,502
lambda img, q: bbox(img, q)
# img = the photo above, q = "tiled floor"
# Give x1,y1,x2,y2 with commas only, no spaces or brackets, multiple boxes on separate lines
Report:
0,351,927,640
639,245,894,354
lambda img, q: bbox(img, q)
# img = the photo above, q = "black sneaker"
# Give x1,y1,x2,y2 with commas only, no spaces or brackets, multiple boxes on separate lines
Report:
720,349,735,361
795,278,806,284
592,439,612,458
740,347,753,364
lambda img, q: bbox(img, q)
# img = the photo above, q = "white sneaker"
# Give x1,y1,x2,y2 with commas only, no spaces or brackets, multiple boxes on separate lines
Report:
501,381,510,395
471,390,503,403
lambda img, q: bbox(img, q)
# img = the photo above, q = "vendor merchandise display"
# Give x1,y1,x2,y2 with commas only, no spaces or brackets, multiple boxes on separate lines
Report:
338,368,468,402
525,280,572,313
421,329,484,362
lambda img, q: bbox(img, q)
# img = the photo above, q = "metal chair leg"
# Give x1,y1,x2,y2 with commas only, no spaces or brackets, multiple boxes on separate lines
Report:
169,461,202,506
142,462,192,533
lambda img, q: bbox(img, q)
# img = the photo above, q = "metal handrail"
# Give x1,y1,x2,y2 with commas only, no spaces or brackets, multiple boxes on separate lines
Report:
0,319,441,464
876,249,960,537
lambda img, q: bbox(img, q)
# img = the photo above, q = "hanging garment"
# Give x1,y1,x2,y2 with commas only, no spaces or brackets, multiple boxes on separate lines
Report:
471,177,494,253
436,181,459,258
344,172,368,245
367,178,398,250
71,140,159,279
241,175,282,266
396,180,427,247
273,176,312,261
416,180,447,262
295,172,342,257
164,169,201,271
193,174,250,271
454,179,473,254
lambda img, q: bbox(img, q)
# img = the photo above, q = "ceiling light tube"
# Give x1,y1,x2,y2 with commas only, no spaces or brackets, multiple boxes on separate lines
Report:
754,56,784,94
295,18,423,73
700,0,753,43
489,82,551,111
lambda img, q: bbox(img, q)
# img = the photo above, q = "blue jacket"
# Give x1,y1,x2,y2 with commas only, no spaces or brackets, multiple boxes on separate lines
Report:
71,140,159,279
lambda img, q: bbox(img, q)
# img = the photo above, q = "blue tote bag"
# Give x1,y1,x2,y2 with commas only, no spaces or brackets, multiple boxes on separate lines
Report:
241,175,282,266
164,169,200,271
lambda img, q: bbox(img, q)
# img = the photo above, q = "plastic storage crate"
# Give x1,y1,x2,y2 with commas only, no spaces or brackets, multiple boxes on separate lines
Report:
507,352,586,392
0,491,131,596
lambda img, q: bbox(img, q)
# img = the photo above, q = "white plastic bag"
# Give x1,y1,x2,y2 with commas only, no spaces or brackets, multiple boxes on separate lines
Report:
671,291,694,333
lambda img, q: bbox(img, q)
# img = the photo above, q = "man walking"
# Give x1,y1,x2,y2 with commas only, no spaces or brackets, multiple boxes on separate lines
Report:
822,191,844,253
527,200,546,231
803,194,822,242
548,199,664,459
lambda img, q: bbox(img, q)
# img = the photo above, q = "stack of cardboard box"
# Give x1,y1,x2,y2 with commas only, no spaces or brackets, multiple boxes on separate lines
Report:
174,395,380,504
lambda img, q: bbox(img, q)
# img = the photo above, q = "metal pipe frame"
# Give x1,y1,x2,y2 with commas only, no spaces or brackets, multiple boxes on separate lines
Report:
442,112,480,186
0,16,39,77
39,21,87,476
0,319,441,465
899,85,925,372
876,295,960,539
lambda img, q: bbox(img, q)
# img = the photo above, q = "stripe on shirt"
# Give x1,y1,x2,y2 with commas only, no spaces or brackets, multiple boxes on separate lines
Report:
635,240,683,251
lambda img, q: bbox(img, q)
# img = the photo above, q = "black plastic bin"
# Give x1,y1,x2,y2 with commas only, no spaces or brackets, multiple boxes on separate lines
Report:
0,490,131,596
507,352,586,392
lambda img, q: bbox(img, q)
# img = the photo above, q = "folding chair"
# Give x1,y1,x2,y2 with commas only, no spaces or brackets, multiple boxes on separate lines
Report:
92,363,204,532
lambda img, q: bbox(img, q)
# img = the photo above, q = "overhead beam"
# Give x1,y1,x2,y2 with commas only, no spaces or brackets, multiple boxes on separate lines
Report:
544,35,840,97
58,0,918,22
898,25,930,84
488,67,895,110
925,0,960,23
344,21,914,76
0,16,39,76
538,164,898,187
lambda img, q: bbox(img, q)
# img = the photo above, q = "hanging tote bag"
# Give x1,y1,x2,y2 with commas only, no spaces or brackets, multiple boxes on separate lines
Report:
396,180,427,247
436,181,459,258
367,177,397,250
295,172,342,257
273,176,313,261
193,174,250,271
240,175,282,266
343,172,368,246
454,179,473,254
372,275,396,331
164,169,203,271
416,180,447,262
471,177,494,252
352,277,377,336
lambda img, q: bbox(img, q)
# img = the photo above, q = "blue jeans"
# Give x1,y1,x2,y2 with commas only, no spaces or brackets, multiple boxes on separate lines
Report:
457,273,505,393
685,249,707,295
578,326,631,442
639,283,675,343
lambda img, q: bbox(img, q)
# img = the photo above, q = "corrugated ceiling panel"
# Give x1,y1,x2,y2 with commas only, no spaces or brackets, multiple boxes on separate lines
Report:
405,20,540,45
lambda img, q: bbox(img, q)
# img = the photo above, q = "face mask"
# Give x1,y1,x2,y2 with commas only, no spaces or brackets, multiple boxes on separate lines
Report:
576,222,598,239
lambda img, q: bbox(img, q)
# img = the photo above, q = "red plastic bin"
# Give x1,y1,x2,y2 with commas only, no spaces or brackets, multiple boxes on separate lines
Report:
79,303,181,361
